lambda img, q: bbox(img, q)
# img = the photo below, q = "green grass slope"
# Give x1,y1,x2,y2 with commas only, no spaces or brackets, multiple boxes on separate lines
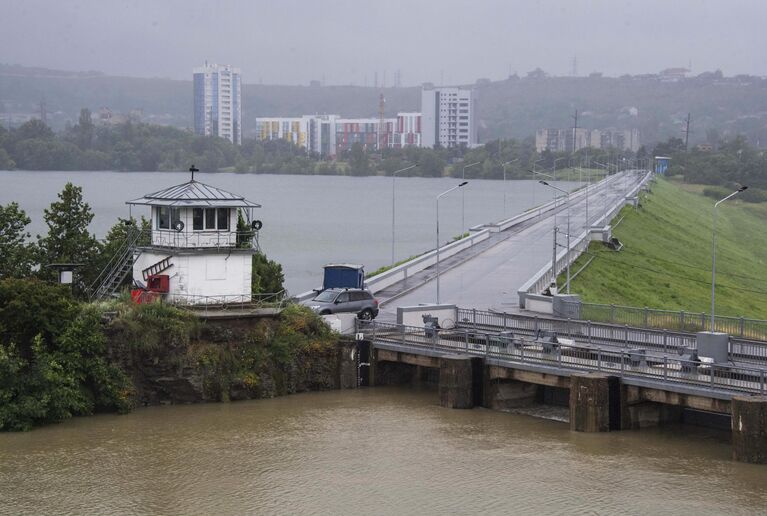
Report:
563,178,767,319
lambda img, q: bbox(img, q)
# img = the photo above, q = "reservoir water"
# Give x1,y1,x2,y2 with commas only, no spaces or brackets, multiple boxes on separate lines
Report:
1,387,765,515
0,170,575,294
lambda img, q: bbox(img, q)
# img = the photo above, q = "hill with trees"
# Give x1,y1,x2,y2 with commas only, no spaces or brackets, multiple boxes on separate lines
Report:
3,64,767,147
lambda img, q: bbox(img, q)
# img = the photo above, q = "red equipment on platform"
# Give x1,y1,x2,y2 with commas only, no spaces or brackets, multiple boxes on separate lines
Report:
146,274,170,293
130,289,159,304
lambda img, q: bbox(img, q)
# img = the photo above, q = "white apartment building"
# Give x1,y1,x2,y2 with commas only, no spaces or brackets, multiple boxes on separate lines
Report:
421,86,477,148
193,63,242,144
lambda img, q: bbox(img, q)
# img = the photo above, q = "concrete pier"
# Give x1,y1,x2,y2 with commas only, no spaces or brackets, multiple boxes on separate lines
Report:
731,395,767,464
570,373,617,432
439,355,475,409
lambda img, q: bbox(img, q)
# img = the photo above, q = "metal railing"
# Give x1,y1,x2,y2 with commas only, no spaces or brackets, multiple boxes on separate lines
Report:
171,291,287,314
360,320,767,397
456,308,767,363
570,301,767,341
149,229,257,249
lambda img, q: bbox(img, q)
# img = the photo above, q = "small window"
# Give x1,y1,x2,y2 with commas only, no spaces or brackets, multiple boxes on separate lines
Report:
205,208,216,229
170,208,181,226
217,208,229,230
157,207,170,229
193,208,204,230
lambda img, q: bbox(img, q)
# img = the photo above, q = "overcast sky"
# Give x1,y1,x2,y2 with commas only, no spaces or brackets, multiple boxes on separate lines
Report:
1,0,765,85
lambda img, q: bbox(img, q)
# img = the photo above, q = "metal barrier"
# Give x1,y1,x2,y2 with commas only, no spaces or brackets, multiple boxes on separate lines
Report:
455,308,767,363
171,291,287,314
574,301,767,341
360,320,767,397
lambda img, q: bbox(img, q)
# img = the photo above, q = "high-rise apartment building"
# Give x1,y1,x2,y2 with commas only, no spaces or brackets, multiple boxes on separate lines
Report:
421,86,477,148
193,63,242,144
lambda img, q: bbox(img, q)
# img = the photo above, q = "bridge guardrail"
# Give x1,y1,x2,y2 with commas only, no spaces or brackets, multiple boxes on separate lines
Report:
570,301,767,342
360,320,767,397
456,308,767,362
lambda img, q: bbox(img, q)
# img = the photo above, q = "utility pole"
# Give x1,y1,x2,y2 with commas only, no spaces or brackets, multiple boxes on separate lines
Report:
684,112,692,152
572,109,579,154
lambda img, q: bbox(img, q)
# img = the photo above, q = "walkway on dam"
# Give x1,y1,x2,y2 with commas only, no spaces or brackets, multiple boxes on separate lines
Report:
376,171,645,319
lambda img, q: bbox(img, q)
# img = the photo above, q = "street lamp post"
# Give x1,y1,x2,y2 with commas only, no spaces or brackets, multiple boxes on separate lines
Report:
391,164,417,265
437,181,469,304
710,186,747,331
528,170,555,207
540,180,571,293
532,158,545,207
501,159,518,218
461,161,481,236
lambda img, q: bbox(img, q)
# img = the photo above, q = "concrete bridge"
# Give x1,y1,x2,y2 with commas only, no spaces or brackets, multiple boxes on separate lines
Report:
354,305,767,464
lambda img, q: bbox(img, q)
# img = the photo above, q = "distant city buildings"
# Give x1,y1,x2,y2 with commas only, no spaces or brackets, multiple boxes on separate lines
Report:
421,86,477,148
535,128,640,153
252,85,474,155
254,113,422,158
193,63,242,144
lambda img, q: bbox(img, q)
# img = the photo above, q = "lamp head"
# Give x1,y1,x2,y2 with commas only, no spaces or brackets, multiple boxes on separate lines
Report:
738,186,748,192
539,180,549,186
459,181,468,187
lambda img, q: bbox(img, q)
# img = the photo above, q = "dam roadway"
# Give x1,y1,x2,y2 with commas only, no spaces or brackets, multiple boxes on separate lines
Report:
375,171,646,317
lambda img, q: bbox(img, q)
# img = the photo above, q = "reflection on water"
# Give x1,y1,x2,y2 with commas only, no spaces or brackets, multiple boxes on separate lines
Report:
1,387,764,515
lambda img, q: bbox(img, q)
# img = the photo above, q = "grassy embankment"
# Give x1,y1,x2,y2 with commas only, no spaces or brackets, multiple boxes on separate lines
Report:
562,178,767,319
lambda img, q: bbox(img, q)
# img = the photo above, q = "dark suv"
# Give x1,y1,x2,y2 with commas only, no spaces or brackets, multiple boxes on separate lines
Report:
304,288,379,320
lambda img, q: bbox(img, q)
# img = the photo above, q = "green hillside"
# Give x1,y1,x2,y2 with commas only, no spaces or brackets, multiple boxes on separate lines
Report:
563,178,767,319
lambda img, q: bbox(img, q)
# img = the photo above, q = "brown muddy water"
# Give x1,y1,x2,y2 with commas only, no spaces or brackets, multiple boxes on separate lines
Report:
1,387,766,515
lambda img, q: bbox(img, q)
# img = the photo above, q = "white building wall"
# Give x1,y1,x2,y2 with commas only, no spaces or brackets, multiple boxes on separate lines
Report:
421,89,438,148
420,86,476,148
133,250,253,304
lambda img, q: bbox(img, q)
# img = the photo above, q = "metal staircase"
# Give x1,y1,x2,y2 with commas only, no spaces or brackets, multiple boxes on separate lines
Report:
142,256,172,280
88,228,146,301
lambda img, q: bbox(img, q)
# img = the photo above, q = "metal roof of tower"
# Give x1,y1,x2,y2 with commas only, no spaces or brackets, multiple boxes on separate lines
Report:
126,179,261,207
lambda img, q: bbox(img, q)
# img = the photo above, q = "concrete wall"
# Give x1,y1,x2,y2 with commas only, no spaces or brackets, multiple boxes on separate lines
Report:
133,250,252,303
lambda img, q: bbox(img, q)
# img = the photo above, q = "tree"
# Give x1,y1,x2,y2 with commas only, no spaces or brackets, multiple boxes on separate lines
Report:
38,183,100,286
75,108,95,150
251,252,285,295
13,119,54,142
348,142,369,176
0,148,14,170
0,203,36,279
